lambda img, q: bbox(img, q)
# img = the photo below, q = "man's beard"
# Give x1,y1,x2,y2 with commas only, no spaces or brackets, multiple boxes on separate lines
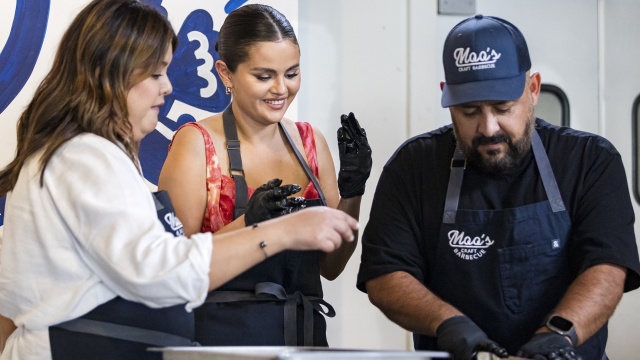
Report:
454,112,535,174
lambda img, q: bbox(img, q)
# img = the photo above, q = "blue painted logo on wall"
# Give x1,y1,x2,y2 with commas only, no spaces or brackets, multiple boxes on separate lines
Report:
0,0,49,113
0,0,250,227
0,0,50,226
139,0,248,185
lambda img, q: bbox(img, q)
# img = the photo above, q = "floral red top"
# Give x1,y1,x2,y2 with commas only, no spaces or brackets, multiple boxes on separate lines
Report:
169,122,321,233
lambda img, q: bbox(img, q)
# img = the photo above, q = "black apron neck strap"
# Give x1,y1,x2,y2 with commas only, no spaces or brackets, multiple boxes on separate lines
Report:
222,105,249,219
442,129,565,224
278,122,327,206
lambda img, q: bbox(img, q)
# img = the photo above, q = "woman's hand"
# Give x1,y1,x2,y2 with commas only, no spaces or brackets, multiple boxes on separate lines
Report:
208,206,358,290
337,112,372,198
244,178,307,226
277,206,358,253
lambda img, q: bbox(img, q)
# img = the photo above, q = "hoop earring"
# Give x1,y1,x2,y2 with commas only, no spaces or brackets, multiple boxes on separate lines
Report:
225,87,231,95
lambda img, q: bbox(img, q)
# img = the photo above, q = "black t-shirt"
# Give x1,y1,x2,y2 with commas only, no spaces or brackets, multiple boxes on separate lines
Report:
357,119,640,354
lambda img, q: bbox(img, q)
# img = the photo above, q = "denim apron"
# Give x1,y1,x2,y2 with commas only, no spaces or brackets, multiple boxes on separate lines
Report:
193,106,334,347
48,191,195,359
415,131,580,354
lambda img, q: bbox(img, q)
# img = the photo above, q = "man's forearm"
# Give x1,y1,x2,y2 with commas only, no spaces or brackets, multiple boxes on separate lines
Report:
366,271,463,336
541,264,626,345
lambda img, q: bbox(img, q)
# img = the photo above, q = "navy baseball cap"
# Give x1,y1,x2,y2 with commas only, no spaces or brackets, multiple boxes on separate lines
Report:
441,14,531,108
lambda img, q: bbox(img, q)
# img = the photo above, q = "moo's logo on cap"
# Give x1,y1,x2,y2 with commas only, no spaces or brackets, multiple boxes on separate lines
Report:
454,47,501,72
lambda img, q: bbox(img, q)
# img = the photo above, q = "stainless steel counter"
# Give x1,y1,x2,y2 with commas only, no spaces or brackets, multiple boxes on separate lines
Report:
150,347,451,360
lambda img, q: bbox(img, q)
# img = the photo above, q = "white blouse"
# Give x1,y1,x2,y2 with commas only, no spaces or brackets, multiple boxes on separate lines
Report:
0,133,212,359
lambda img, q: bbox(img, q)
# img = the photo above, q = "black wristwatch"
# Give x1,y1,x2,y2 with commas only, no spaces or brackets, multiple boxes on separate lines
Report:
544,314,578,345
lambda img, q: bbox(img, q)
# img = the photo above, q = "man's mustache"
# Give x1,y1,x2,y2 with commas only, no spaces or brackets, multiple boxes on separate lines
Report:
473,134,511,147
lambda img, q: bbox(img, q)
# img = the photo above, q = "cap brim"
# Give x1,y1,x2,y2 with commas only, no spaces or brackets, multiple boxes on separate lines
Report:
441,73,527,108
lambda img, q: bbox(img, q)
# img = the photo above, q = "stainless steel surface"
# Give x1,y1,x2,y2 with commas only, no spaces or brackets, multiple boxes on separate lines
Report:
151,347,451,360
476,352,531,360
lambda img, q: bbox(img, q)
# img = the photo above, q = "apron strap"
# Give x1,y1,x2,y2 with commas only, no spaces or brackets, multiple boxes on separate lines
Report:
152,190,184,236
278,122,328,206
51,318,196,347
205,282,335,346
222,105,327,220
530,130,565,212
442,129,566,224
443,147,466,224
222,105,249,220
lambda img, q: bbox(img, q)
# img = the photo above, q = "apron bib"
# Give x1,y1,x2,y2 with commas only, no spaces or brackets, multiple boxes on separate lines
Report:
194,106,333,347
416,131,574,353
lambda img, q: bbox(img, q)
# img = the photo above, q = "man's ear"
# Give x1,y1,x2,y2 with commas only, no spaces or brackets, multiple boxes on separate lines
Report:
528,72,542,106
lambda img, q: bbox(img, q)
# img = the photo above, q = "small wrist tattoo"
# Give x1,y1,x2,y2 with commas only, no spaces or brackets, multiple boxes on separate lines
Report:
259,241,268,259
251,224,267,258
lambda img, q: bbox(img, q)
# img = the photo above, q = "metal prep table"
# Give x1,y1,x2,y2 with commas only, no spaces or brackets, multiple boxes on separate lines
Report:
150,347,451,360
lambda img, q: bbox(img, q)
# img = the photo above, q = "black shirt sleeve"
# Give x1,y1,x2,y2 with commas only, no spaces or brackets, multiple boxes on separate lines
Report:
356,130,453,293
551,130,640,291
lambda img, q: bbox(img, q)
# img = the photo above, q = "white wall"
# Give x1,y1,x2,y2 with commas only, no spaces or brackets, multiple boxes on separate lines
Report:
298,0,428,350
600,1,640,358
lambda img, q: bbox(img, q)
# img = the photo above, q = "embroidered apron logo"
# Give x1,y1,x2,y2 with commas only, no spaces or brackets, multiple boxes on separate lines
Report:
164,212,184,236
448,230,494,260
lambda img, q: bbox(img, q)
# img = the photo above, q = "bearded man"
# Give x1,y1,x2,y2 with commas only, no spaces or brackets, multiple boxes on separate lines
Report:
357,14,640,360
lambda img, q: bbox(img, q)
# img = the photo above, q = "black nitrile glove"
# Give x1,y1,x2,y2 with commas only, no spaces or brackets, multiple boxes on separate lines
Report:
244,178,306,225
517,333,583,360
337,112,372,198
436,316,508,360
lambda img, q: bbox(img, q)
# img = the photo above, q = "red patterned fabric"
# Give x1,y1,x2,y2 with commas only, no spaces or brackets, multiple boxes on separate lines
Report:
169,122,320,233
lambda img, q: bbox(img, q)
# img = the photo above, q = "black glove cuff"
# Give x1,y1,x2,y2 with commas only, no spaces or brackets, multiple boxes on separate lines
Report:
436,316,476,337
339,187,365,199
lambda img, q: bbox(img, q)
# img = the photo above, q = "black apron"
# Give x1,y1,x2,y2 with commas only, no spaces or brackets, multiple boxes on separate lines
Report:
153,190,185,236
48,191,195,359
49,298,195,360
415,131,607,359
194,105,333,346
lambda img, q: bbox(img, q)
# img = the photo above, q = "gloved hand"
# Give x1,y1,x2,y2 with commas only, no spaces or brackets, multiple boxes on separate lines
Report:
337,112,372,198
436,316,508,360
244,178,306,226
517,333,583,360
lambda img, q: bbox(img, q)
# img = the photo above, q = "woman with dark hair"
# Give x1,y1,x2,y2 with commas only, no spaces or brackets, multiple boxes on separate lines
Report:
0,1,357,359
158,4,372,347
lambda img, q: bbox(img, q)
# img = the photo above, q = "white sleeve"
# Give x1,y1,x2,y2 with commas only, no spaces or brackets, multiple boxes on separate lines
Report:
43,135,212,309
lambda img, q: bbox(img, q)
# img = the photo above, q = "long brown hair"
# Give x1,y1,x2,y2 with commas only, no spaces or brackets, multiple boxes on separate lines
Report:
0,0,177,195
